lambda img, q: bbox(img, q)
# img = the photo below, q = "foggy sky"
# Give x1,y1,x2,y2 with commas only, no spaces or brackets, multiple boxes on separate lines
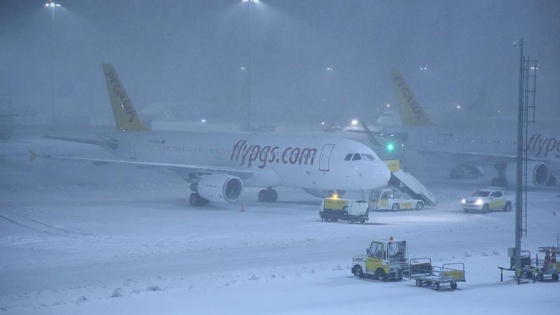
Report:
1,0,559,125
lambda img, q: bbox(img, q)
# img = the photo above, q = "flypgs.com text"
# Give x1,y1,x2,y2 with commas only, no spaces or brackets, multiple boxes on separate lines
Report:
231,140,317,168
528,133,560,158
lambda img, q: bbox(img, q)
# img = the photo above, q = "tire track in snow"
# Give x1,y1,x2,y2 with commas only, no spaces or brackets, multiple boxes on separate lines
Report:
0,204,94,238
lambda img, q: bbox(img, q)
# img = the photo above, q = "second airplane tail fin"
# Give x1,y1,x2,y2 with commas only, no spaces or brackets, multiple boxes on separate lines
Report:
390,69,435,127
102,64,150,132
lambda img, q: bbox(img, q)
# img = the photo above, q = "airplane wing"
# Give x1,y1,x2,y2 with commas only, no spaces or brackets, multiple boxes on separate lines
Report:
344,121,384,147
43,135,110,147
29,150,254,180
413,147,553,166
416,148,515,160
346,121,403,149
357,121,383,147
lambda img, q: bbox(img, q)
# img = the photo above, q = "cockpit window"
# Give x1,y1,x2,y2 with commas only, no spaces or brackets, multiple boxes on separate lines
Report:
361,154,375,161
346,153,375,161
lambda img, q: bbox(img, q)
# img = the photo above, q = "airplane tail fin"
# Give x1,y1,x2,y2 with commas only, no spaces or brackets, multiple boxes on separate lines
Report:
390,69,435,126
102,64,150,132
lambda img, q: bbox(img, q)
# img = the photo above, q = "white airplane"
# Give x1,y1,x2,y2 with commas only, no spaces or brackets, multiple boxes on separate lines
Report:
355,69,558,188
35,64,391,206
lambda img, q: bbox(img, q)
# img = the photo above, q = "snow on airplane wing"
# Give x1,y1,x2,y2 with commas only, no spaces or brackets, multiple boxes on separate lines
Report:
43,135,111,147
415,148,523,164
29,150,254,180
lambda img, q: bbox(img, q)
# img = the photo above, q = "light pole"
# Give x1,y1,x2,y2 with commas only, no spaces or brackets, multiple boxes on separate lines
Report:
242,0,258,131
325,66,334,114
45,0,61,125
513,38,524,278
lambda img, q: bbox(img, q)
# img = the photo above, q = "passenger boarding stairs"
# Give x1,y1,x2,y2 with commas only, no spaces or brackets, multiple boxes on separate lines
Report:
385,160,438,207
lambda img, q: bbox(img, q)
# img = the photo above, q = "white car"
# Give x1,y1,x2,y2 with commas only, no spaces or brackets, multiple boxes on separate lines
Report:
461,188,513,213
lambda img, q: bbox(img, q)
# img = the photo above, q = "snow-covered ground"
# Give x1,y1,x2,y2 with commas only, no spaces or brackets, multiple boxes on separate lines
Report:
1,134,559,315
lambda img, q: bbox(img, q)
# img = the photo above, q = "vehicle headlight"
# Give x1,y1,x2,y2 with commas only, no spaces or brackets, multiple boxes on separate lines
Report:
461,199,466,204
475,199,483,206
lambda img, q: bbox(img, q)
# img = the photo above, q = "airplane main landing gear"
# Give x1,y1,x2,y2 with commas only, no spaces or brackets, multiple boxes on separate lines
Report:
449,165,483,179
190,193,209,206
547,175,557,186
258,188,278,203
491,177,508,188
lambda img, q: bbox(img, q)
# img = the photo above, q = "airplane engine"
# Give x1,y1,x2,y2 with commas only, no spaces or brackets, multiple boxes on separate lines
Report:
505,161,550,188
197,175,243,203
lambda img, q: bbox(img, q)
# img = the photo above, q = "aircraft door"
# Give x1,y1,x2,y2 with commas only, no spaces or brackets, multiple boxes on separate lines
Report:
319,144,335,171
490,191,504,209
129,135,141,160
366,242,383,271
380,191,389,209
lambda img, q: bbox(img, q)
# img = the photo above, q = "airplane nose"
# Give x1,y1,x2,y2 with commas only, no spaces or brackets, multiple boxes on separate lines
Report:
373,160,391,187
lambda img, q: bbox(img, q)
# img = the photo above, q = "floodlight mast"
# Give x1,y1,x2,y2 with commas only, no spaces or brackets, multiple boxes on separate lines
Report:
45,0,62,124
514,38,524,278
242,0,259,131
45,0,61,7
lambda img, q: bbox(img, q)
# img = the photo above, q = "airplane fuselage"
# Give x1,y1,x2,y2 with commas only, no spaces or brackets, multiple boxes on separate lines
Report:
378,124,560,171
99,130,391,191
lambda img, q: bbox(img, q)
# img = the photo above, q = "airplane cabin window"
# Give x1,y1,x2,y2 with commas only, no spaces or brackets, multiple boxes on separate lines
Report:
352,154,362,161
345,154,352,161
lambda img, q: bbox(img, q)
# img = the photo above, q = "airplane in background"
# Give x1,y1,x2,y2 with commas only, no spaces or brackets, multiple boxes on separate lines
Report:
33,64,391,206
0,114,22,121
0,113,23,140
353,69,558,188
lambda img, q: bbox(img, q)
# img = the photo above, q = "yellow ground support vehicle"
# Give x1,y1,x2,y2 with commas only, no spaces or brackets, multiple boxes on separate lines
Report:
368,188,425,211
319,197,369,224
535,234,560,281
351,238,408,280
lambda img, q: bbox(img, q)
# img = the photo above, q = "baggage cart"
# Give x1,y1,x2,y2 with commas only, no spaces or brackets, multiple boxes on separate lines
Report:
408,258,466,290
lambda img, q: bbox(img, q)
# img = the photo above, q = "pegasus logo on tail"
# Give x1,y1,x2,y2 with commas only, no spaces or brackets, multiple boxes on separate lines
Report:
390,69,435,126
102,64,149,132
105,69,137,123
